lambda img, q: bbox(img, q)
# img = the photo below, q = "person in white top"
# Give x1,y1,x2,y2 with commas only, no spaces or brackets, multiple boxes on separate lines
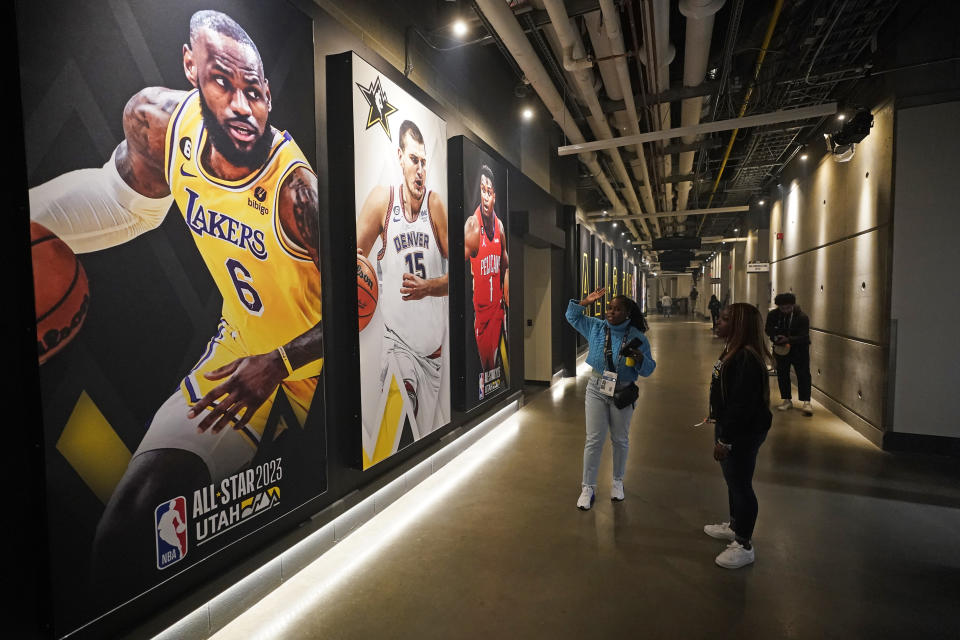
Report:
661,293,673,317
357,119,449,432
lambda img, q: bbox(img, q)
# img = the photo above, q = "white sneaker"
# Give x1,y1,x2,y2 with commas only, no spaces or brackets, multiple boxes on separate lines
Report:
611,480,624,501
703,521,736,541
801,401,813,416
776,399,793,411
715,541,755,569
576,486,595,510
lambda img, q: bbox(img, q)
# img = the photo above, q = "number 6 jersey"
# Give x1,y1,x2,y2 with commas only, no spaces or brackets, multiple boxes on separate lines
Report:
164,90,323,378
377,184,446,357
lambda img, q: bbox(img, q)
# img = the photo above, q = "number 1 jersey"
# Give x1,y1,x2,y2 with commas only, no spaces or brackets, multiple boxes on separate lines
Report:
164,90,323,378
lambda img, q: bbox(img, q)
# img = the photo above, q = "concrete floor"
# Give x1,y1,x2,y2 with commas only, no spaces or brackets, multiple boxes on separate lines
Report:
213,317,960,639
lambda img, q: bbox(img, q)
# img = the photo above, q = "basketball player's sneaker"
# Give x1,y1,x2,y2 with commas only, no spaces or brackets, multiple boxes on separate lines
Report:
576,486,595,510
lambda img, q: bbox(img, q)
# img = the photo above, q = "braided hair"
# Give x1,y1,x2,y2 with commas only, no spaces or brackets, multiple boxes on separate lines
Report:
612,295,648,333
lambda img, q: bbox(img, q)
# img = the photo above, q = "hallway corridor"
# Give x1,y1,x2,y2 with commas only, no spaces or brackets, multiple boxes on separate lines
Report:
209,318,960,640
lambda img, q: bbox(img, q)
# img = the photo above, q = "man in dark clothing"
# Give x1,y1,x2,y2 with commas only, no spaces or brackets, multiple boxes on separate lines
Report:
765,292,813,415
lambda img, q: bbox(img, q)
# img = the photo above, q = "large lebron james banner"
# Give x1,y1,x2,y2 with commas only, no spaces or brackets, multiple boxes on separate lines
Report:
350,54,450,469
17,1,325,634
450,136,510,410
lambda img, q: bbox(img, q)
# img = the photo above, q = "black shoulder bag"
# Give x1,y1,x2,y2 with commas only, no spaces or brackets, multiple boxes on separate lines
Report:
605,327,639,409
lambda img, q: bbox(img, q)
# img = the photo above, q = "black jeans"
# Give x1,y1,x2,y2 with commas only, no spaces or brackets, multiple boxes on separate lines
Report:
775,343,811,401
718,428,768,542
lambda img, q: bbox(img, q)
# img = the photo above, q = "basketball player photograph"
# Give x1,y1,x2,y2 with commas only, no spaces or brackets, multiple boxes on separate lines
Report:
25,7,324,605
356,118,450,457
464,164,509,380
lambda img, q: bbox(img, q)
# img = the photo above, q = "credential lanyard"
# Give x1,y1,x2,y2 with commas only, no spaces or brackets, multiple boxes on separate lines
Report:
601,327,624,396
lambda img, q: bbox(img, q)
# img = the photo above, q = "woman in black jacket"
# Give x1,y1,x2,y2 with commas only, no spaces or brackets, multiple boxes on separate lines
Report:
704,303,773,569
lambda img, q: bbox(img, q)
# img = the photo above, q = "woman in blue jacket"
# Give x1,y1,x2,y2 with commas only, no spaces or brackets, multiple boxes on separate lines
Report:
566,288,656,510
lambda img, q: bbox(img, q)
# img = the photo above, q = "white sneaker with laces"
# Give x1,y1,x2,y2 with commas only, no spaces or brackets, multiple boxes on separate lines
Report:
703,521,736,541
715,541,755,569
777,399,793,411
611,480,624,501
801,401,813,416
576,486,595,510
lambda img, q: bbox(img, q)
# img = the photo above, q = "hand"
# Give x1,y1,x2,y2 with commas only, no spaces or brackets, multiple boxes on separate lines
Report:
401,272,431,300
713,441,731,461
580,287,605,306
187,352,286,434
774,335,788,345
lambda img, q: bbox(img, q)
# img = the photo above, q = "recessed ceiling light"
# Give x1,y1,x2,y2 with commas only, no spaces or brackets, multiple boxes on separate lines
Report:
758,199,765,205
734,228,739,233
800,153,809,161
521,107,534,120
838,113,846,121
452,20,468,37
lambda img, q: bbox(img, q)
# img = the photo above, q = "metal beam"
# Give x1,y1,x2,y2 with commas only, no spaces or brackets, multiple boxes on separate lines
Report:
558,103,837,156
587,205,749,221
660,138,724,155
601,82,720,114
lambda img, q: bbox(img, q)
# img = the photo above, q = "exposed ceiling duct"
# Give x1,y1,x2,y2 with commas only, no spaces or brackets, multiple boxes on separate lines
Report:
472,0,630,232
675,0,726,219
540,0,650,240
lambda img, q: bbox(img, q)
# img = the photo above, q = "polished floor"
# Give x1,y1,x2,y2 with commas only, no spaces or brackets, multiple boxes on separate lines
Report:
211,316,960,639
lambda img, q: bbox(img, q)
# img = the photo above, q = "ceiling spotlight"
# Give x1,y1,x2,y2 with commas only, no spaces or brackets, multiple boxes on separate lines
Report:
612,222,617,228
521,107,534,121
734,227,739,233
758,199,765,205
621,232,625,236
602,210,608,215
838,113,846,121
452,20,468,37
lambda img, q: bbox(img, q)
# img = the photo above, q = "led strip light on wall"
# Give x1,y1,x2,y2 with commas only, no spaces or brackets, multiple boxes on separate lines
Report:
156,401,521,639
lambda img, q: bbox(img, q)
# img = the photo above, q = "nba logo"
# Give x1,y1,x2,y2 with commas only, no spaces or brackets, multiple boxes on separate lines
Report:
155,497,188,570
478,372,485,400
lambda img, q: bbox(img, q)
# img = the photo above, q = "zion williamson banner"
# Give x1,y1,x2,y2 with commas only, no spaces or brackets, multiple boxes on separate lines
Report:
17,1,326,634
458,138,510,410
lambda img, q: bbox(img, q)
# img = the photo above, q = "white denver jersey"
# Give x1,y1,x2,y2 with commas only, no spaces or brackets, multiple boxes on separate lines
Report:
377,184,446,356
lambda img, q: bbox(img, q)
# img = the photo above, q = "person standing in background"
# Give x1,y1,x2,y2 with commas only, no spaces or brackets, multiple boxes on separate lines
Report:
765,293,813,416
689,286,699,316
708,295,721,333
661,292,673,317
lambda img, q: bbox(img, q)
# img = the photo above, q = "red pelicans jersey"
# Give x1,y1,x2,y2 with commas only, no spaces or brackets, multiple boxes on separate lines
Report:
469,206,504,324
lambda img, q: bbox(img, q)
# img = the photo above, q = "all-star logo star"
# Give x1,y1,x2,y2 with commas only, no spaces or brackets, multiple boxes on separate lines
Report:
356,76,398,141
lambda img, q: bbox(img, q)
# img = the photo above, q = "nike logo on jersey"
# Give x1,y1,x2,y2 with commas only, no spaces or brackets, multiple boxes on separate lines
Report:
183,187,268,260
180,164,197,178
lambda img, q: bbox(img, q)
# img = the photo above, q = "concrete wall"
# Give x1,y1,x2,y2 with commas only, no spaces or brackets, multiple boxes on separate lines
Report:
524,246,553,382
768,101,894,443
890,100,960,439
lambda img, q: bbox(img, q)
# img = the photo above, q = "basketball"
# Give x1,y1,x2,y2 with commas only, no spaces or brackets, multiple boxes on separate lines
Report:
357,253,378,331
31,222,90,364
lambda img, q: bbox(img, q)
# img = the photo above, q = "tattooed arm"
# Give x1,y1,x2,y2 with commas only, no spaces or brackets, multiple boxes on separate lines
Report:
190,166,324,433
28,87,184,253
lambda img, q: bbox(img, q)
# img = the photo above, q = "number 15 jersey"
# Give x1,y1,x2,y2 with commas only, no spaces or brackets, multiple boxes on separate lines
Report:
377,184,446,357
164,90,323,378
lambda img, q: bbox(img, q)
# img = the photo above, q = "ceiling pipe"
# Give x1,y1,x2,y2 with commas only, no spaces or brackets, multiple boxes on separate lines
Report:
640,0,676,218
699,0,785,236
676,0,726,220
541,0,650,240
596,0,662,238
471,0,629,226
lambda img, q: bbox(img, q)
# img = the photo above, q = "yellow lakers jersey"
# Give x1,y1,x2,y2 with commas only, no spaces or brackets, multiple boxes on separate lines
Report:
164,90,322,378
